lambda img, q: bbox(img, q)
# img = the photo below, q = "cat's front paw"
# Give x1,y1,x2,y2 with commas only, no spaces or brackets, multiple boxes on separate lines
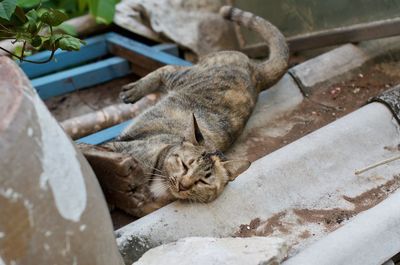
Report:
120,82,141,103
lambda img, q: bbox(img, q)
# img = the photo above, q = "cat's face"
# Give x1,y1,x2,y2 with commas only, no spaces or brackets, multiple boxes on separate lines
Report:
163,142,250,202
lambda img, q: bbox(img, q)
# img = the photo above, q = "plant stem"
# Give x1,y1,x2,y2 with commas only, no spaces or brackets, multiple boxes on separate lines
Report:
21,41,26,60
0,46,56,64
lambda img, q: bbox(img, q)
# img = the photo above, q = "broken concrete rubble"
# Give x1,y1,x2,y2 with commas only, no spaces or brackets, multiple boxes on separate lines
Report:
133,237,288,265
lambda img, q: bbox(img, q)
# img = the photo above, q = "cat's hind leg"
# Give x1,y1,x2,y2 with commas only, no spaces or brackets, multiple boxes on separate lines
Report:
120,65,183,104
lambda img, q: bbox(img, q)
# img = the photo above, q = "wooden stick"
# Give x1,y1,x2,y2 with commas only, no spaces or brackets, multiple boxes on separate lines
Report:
355,154,400,175
61,94,160,139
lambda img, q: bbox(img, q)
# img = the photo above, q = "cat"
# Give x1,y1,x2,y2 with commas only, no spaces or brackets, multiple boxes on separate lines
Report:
80,5,289,217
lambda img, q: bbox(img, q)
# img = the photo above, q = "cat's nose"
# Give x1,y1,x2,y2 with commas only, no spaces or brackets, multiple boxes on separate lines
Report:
178,182,191,192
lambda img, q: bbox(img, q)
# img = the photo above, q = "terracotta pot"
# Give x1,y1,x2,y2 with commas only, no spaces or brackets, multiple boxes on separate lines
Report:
0,56,123,265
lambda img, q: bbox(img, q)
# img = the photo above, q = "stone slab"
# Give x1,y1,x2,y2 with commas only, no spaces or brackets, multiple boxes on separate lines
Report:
134,237,287,265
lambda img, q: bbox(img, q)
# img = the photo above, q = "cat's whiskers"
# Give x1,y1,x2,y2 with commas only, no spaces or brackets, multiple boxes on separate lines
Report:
151,181,169,197
148,177,166,183
145,172,168,179
134,156,164,174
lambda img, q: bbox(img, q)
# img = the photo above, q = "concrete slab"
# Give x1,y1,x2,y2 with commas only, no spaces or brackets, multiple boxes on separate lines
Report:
283,189,400,265
116,102,400,264
290,36,400,95
133,237,288,265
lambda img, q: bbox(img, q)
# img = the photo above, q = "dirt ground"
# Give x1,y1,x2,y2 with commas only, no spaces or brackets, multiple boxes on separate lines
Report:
240,61,400,162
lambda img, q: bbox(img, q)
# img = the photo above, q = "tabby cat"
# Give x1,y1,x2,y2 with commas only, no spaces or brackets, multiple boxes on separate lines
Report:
81,6,289,217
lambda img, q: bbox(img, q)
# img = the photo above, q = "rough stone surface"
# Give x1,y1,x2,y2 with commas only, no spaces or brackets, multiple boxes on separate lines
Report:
134,237,288,265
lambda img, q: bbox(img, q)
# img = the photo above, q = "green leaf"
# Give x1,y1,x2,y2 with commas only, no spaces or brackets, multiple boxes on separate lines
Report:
55,22,77,36
24,9,41,34
25,9,38,21
13,5,25,22
27,19,37,33
0,0,17,21
50,33,64,42
40,8,68,26
13,44,23,57
16,0,41,8
57,35,83,51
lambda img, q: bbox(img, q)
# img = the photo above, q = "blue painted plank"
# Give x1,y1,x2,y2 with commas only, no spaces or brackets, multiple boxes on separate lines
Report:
77,120,131,145
20,35,108,79
105,32,192,67
32,56,130,100
153,43,179,57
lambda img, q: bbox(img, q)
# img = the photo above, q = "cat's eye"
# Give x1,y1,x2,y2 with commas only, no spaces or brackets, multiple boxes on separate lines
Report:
205,173,211,178
201,151,206,156
181,161,188,172
196,179,208,185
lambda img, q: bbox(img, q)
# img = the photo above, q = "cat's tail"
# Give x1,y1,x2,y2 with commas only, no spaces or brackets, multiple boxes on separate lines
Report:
220,6,289,90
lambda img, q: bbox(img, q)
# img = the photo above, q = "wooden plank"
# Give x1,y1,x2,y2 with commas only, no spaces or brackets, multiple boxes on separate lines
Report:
152,43,179,57
32,56,130,100
241,17,400,57
106,32,191,76
20,35,108,79
76,120,131,145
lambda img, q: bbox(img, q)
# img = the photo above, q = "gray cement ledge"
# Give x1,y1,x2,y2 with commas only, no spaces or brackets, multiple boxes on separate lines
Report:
289,36,400,95
116,101,400,264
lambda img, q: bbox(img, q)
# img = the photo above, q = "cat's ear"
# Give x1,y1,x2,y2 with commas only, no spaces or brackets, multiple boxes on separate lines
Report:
186,113,205,145
222,160,251,181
